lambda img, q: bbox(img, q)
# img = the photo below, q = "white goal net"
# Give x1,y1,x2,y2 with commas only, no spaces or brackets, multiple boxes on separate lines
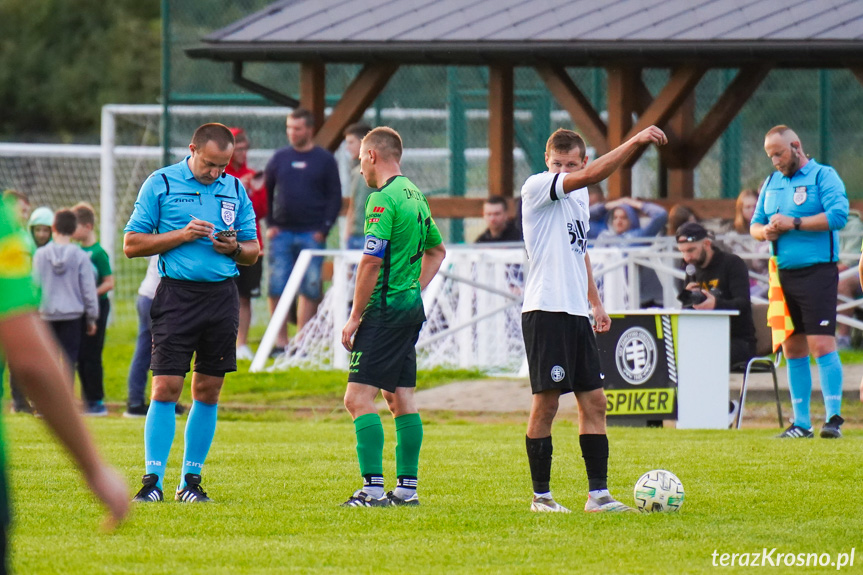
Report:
251,245,528,376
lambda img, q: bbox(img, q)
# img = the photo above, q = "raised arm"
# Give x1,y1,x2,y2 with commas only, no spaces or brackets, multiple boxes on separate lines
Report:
562,126,667,193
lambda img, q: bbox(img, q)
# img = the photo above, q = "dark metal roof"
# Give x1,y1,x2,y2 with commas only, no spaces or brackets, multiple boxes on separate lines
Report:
187,0,863,66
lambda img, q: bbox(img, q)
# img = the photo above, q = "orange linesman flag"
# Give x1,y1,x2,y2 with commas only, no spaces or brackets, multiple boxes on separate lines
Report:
767,256,794,352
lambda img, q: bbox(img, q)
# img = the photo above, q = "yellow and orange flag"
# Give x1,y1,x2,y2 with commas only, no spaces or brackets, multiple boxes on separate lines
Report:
767,256,794,352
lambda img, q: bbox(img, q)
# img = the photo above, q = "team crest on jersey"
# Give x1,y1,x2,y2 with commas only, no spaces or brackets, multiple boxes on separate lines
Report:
221,201,236,226
793,186,807,205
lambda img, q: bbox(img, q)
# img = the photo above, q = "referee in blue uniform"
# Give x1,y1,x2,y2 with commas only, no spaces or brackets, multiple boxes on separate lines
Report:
124,123,259,502
752,125,849,439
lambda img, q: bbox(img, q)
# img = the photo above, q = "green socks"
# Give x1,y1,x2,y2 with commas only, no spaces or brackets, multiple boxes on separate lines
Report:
354,413,384,479
395,413,423,479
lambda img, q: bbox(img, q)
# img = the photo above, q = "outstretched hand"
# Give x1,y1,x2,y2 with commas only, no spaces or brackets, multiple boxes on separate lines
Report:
636,126,668,147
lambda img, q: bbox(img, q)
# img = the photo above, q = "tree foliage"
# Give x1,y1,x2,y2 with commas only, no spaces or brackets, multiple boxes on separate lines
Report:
0,0,160,141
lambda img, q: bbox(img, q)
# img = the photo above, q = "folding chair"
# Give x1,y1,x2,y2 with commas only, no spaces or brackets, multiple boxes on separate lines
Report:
731,302,784,429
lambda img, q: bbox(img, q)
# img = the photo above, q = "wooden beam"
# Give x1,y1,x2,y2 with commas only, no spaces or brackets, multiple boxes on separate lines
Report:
488,64,514,198
313,63,398,152
851,67,863,88
606,66,639,198
299,62,326,131
622,66,705,167
666,91,696,199
535,64,609,154
687,66,770,166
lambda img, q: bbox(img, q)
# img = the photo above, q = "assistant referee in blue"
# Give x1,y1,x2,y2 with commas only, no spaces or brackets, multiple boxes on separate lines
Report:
124,123,259,502
752,125,848,439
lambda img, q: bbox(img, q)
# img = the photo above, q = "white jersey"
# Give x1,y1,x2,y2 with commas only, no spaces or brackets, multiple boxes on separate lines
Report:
520,171,591,317
138,255,161,299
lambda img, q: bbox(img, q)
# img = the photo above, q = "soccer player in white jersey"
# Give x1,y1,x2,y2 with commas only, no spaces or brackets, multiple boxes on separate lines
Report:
521,126,667,513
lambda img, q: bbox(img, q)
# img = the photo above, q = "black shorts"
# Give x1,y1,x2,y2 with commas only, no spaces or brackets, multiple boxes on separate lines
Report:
150,278,239,377
234,256,263,298
347,322,422,393
522,311,603,395
779,263,838,336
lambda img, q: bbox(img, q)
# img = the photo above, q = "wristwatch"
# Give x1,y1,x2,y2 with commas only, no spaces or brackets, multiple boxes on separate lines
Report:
229,244,243,260
793,217,802,231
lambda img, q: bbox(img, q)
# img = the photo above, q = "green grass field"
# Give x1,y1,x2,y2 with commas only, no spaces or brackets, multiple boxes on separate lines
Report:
6,417,863,574
4,322,863,573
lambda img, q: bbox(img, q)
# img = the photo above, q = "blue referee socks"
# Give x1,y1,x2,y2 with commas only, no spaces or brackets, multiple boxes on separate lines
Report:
786,356,812,430
817,351,843,421
180,400,219,489
144,400,177,490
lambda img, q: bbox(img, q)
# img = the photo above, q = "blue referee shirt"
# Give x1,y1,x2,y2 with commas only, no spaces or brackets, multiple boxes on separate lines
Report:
752,159,848,270
125,157,258,282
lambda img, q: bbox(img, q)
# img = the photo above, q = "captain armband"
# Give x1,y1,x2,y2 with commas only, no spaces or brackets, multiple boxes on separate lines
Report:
363,234,388,259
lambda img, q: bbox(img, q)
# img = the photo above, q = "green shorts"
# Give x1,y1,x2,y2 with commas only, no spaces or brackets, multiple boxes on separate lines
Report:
347,322,422,393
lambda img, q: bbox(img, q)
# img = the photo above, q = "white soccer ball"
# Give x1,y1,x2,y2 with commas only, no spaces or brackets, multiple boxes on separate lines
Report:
633,469,684,513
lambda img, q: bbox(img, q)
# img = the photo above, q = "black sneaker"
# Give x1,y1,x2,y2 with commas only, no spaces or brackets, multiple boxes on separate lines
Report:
777,424,814,438
820,415,844,439
124,404,149,418
387,491,419,506
175,473,211,502
132,474,164,502
341,489,389,507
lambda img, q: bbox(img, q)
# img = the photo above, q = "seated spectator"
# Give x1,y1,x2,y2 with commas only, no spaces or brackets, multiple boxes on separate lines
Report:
586,184,607,239
676,222,756,366
721,188,769,298
598,197,668,307
475,196,522,243
666,204,698,237
676,221,756,424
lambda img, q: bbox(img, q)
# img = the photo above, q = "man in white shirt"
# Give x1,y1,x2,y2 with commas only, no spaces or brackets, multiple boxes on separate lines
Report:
521,126,666,513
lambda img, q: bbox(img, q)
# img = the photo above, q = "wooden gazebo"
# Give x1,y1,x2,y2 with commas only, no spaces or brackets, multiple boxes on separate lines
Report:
187,0,863,218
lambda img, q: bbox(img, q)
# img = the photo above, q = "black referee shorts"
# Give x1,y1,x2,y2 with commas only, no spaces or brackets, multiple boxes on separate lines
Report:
150,277,240,378
779,262,838,336
347,322,422,393
522,311,604,395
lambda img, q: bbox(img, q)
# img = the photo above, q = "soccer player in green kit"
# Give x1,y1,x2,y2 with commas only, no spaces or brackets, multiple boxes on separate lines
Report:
340,127,446,507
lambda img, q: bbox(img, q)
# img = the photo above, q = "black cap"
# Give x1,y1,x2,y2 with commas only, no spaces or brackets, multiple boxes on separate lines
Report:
675,222,708,243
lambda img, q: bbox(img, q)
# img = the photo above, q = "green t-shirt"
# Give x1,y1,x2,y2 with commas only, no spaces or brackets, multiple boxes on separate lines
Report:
362,175,442,326
80,242,112,300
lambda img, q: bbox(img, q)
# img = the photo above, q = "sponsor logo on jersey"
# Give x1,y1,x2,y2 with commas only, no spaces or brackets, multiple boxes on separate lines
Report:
614,327,658,385
793,186,807,205
291,161,307,169
372,206,385,213
368,217,380,223
173,197,196,203
0,235,30,277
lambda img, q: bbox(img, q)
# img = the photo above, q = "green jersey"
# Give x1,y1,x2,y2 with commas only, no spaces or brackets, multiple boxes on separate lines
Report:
362,175,442,326
80,242,112,300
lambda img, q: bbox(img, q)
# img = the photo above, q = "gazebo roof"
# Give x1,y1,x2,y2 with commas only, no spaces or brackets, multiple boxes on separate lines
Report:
187,0,863,66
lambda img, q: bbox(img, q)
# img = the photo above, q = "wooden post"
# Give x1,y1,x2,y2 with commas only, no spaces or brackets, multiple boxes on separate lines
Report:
488,64,514,197
606,67,638,198
300,62,326,131
666,91,695,200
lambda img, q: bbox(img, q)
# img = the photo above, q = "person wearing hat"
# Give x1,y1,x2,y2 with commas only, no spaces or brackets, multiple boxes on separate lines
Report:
28,206,54,248
676,221,756,367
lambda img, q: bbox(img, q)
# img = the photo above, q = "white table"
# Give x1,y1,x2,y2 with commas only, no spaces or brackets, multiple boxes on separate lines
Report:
604,309,739,430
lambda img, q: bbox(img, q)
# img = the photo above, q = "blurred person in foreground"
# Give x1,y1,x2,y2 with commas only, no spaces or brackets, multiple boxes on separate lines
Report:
751,125,848,439
0,198,128,571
